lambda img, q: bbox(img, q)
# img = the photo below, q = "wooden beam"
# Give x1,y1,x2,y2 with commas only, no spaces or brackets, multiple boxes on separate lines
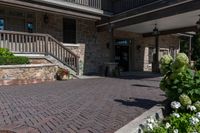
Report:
97,0,200,31
143,26,197,37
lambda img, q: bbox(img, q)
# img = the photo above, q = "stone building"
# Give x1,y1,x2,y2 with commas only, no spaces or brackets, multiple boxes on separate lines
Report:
0,0,199,75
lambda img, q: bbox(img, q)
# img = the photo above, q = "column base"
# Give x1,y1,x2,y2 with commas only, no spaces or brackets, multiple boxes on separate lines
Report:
152,62,160,73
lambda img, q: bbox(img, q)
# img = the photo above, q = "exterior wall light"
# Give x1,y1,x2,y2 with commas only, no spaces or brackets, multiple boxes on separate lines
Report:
153,24,160,36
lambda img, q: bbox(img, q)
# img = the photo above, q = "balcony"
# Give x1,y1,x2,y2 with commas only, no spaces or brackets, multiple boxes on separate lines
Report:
58,0,102,9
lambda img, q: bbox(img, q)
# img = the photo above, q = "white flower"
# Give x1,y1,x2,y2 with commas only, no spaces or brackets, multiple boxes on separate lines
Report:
171,112,180,118
146,117,155,124
196,112,200,119
187,105,197,111
173,129,178,133
146,123,154,131
165,122,171,129
171,101,181,109
189,117,199,125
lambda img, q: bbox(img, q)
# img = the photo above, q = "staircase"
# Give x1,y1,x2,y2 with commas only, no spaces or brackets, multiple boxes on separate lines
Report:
0,30,79,75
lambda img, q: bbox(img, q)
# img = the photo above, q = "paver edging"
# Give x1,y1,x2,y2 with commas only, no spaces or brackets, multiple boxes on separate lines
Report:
115,104,165,133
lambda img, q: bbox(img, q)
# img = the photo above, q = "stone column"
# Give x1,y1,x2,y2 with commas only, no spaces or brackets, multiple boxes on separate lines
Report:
109,29,114,61
152,35,160,72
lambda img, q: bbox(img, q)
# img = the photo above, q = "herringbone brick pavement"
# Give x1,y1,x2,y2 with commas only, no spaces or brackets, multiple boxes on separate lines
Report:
0,76,165,133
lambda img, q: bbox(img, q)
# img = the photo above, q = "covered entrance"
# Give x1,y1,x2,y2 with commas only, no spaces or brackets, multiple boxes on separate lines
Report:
114,39,132,72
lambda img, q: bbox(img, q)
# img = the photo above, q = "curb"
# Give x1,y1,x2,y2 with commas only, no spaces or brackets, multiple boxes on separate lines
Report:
115,104,165,133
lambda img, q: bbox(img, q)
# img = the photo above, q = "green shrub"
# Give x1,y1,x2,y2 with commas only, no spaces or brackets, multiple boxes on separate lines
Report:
0,56,29,65
0,48,14,57
160,53,200,102
195,59,200,70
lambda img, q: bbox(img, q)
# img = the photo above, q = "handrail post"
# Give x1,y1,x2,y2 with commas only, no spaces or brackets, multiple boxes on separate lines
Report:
45,35,48,55
76,57,80,75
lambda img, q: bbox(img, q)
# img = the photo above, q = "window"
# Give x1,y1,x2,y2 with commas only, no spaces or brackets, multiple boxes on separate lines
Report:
63,18,76,43
0,18,4,30
148,47,155,64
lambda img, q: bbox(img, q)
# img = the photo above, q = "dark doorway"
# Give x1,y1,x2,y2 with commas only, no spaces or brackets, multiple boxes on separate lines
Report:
115,45,129,72
63,18,76,43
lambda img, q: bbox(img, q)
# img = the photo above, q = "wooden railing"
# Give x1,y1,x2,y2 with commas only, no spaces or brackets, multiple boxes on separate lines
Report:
0,30,79,74
62,0,101,9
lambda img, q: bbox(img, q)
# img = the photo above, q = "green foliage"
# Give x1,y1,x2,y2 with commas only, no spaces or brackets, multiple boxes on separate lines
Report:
0,56,29,65
179,94,192,107
160,55,173,75
194,101,200,112
167,113,199,133
195,59,200,70
0,48,14,57
192,33,200,61
160,53,200,101
144,112,200,133
145,126,167,133
173,53,189,68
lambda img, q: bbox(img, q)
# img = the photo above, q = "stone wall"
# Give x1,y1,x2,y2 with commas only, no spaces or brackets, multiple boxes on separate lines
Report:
36,12,63,42
76,19,110,74
64,44,86,75
0,64,58,86
75,19,180,73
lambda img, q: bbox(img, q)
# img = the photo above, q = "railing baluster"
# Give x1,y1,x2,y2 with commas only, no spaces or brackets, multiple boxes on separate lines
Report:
14,34,18,51
19,34,21,52
0,31,79,73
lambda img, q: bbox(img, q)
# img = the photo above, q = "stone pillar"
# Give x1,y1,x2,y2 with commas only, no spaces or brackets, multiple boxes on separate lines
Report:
109,29,114,61
152,35,160,72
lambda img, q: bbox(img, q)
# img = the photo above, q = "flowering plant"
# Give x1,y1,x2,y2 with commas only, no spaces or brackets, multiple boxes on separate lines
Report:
56,68,70,80
160,53,200,101
142,54,200,132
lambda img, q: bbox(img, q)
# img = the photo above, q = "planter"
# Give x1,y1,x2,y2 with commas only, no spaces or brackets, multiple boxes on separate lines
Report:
0,64,58,86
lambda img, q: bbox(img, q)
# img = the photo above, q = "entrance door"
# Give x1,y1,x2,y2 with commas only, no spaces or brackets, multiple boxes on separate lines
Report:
63,18,76,43
115,45,129,72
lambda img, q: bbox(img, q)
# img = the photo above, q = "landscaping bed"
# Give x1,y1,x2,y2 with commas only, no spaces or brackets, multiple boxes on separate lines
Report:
141,53,200,133
0,48,59,86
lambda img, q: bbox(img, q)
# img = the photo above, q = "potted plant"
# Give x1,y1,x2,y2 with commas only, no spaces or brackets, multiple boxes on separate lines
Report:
56,68,70,80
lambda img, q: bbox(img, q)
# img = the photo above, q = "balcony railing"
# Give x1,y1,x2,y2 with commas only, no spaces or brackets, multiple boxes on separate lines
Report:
61,0,102,9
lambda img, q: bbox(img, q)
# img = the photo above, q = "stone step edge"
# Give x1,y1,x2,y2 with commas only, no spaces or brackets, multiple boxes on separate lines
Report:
115,104,165,133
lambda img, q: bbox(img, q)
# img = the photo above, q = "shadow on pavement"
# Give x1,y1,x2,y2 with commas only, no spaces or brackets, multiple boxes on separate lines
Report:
131,84,159,88
114,98,160,109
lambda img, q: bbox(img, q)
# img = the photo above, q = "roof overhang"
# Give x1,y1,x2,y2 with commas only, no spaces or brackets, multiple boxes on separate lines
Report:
120,9,200,37
97,0,200,32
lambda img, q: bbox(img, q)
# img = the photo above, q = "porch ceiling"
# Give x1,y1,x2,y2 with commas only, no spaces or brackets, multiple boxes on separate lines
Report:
118,9,200,34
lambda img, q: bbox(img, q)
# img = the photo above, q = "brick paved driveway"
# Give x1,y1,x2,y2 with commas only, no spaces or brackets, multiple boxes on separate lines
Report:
0,75,165,133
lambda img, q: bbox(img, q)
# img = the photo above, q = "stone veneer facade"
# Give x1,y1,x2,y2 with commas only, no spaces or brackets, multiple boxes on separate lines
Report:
0,6,180,74
0,64,58,86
